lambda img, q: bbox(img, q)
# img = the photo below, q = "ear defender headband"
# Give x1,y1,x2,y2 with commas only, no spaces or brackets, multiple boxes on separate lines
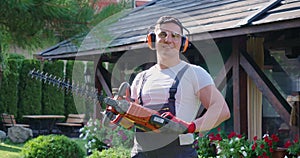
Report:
147,32,189,53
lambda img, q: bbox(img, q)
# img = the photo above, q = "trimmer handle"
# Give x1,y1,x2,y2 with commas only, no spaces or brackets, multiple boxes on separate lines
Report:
102,82,131,128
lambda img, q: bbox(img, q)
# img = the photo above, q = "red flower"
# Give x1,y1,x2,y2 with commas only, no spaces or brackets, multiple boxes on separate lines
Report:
284,140,292,148
252,142,257,150
254,136,258,141
227,131,236,139
271,134,279,142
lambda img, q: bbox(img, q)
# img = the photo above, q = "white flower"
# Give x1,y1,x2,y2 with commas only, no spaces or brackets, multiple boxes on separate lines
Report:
263,133,269,138
92,139,96,142
242,151,247,157
79,133,84,138
83,134,88,140
230,148,234,152
79,127,84,132
235,137,240,141
240,146,245,150
94,127,97,131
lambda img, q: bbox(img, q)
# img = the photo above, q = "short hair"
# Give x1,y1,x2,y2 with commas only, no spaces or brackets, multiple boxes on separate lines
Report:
155,16,184,34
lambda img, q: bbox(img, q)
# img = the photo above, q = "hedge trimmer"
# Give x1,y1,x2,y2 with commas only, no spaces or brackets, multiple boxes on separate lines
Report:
28,69,195,134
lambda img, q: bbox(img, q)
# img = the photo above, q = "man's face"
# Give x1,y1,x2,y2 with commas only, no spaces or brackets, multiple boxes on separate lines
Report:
155,23,182,54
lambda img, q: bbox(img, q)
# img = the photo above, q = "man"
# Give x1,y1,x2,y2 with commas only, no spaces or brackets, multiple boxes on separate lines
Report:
130,16,230,158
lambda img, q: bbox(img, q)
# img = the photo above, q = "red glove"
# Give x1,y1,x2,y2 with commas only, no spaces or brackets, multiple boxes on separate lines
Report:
161,112,196,133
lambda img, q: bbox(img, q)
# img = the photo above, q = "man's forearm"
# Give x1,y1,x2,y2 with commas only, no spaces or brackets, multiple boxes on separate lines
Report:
193,101,230,132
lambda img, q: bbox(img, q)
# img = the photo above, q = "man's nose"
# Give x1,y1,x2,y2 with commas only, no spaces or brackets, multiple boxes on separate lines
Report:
164,33,173,42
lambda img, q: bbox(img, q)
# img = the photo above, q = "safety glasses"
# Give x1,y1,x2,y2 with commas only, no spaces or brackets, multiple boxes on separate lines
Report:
157,31,181,40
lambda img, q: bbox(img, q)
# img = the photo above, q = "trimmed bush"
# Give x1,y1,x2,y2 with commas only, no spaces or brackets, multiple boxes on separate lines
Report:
21,135,85,158
42,60,64,115
0,59,23,117
88,147,131,158
64,60,77,115
68,61,86,115
18,59,42,118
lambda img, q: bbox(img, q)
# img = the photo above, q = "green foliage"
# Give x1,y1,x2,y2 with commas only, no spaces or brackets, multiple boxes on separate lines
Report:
0,0,95,49
88,146,131,158
250,134,279,157
80,119,134,153
64,60,77,115
0,60,23,118
70,61,86,114
7,53,25,60
21,135,85,158
285,136,300,156
18,59,42,118
196,135,216,157
42,60,64,115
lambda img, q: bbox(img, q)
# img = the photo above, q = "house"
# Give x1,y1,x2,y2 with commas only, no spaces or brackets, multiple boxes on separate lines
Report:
35,0,300,139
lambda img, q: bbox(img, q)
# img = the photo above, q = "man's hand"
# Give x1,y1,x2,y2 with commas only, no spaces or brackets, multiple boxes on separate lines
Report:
160,112,195,134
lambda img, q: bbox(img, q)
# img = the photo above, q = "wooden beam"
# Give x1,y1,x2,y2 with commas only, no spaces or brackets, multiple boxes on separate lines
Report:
96,67,112,98
214,52,234,90
239,66,248,136
240,51,291,124
232,37,241,134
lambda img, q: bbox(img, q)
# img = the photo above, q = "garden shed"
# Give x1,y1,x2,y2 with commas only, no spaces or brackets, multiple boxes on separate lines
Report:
35,0,300,140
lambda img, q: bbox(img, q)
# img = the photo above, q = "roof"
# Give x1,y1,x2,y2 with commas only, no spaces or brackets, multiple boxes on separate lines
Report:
36,0,300,60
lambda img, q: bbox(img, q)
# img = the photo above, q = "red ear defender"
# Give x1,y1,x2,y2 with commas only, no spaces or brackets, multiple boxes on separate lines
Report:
180,36,189,53
147,32,156,50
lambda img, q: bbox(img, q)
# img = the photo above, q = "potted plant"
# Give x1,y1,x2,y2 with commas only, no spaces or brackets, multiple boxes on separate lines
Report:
208,130,252,158
196,129,252,158
79,118,134,155
284,136,300,157
250,134,280,158
195,134,217,158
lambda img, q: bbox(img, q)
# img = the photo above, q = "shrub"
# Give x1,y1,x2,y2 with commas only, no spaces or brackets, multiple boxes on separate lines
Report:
42,60,64,115
18,59,42,118
88,146,131,158
21,135,85,158
80,118,134,154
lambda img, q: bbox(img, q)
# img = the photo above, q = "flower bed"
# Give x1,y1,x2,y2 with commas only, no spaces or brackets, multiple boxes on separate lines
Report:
196,128,287,158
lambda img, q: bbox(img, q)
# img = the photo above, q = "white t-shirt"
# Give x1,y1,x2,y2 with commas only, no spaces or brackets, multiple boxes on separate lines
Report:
131,61,214,122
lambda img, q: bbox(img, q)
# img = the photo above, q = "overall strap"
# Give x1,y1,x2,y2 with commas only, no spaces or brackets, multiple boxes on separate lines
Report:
138,71,147,105
138,64,190,106
168,64,190,104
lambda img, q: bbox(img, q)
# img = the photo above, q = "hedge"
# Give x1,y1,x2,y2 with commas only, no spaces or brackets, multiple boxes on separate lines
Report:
42,60,64,115
18,59,42,119
64,60,87,115
0,59,23,117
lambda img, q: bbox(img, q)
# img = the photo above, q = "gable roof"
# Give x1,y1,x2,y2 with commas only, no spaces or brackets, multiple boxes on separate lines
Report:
36,0,300,60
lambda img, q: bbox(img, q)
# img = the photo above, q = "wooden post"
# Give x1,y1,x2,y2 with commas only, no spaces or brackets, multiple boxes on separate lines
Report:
232,36,248,135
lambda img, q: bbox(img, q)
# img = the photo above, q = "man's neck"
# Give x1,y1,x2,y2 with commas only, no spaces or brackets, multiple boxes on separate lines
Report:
157,58,181,69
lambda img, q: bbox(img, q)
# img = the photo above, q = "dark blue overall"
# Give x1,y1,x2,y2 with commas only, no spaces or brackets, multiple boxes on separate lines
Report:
132,64,198,158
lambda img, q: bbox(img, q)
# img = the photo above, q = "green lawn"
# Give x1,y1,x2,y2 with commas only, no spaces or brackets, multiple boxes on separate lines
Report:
0,138,87,158
0,141,23,158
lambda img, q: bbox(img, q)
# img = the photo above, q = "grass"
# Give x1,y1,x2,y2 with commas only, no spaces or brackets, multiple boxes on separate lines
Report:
0,140,23,158
0,137,87,158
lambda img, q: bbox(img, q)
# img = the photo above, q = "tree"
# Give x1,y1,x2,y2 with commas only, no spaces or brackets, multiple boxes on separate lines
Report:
0,0,96,81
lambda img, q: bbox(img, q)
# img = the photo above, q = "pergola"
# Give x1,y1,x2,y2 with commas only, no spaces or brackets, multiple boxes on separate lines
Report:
35,0,300,139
